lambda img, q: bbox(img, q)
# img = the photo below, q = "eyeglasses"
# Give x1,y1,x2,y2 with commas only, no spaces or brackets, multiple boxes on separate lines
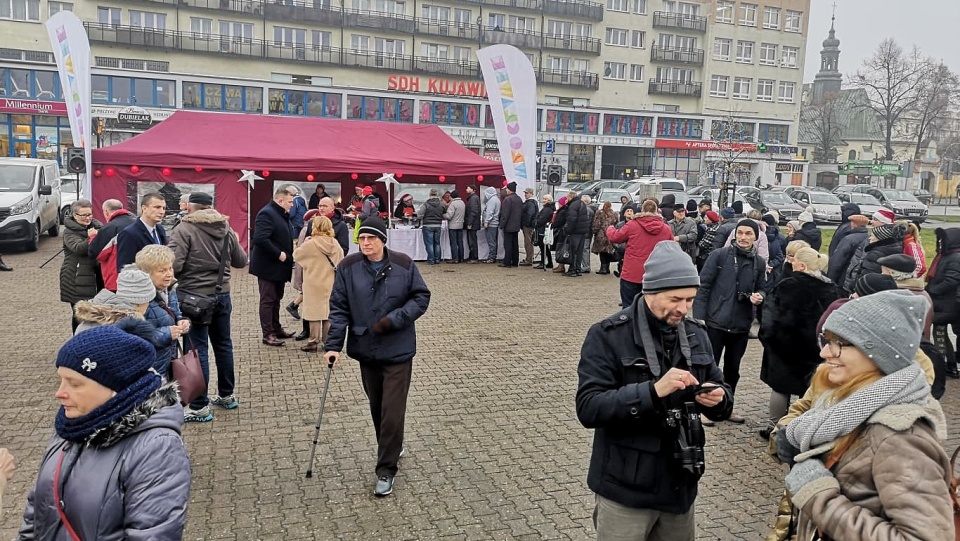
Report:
817,332,849,357
73,213,93,218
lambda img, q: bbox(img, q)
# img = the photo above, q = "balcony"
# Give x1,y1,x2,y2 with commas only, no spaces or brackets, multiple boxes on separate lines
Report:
652,11,707,32
537,68,599,90
480,26,541,49
416,19,480,41
136,0,264,16
263,2,342,25
650,45,704,65
413,57,481,77
542,34,601,55
544,0,603,20
343,8,416,33
464,0,542,10
648,79,702,97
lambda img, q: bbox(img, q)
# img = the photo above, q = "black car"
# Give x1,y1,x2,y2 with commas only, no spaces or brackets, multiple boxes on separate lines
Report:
911,189,933,205
742,190,805,224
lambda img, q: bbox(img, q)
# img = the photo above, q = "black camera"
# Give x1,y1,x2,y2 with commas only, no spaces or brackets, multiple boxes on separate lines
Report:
664,403,706,477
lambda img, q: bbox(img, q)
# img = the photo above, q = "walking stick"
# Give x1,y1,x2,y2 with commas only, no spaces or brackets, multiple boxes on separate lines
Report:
39,248,64,269
305,355,335,479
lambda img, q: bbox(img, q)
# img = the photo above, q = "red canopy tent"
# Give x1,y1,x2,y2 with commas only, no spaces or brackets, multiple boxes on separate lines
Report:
91,111,506,249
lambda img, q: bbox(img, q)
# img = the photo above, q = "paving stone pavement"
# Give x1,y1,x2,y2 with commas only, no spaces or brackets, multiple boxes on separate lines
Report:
3,238,960,540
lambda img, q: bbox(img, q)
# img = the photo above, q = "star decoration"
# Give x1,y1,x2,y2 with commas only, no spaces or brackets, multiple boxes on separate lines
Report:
238,169,263,189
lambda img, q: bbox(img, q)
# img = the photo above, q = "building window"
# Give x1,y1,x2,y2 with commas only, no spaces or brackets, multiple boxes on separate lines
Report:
715,0,733,23
738,3,757,26
452,46,471,61
453,8,471,25
274,26,306,47
709,75,728,97
422,42,448,60
487,13,504,28
759,123,789,142
713,38,730,60
604,62,626,80
351,34,370,52
759,43,777,65
778,81,795,103
267,89,338,116
48,1,71,17
220,21,253,42
762,7,780,29
97,6,120,27
312,30,331,50
376,37,405,56
631,30,645,48
545,110,600,134
757,79,774,102
547,20,570,37
732,77,751,100
677,2,698,16
656,117,703,138
781,46,798,68
347,95,413,122
420,101,481,126
632,0,646,14
190,17,212,36
1,0,40,21
129,10,165,30
785,10,802,32
574,23,591,37
606,0,628,12
605,28,628,47
507,15,534,32
735,41,753,63
90,75,175,107
629,64,644,82
353,0,405,13
2,68,59,99
420,4,449,21
675,35,696,50
603,114,653,136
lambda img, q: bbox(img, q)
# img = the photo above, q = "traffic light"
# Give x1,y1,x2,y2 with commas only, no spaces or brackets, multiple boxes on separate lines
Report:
95,117,105,135
757,142,768,153
546,165,564,186
66,147,85,173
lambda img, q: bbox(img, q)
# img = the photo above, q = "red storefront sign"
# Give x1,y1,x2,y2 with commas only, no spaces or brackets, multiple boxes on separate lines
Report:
655,139,757,152
0,98,69,115
387,75,488,98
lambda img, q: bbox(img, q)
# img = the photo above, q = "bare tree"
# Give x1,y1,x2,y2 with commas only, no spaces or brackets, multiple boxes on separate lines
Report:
851,38,928,160
709,112,752,206
806,93,844,163
906,63,960,158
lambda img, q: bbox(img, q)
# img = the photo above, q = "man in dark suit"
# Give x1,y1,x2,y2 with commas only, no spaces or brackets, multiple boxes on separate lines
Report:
116,192,167,271
250,186,296,346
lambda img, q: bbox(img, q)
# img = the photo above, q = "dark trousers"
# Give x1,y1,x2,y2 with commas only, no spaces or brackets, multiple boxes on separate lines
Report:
465,228,479,260
537,236,552,266
568,233,586,274
187,293,235,409
257,278,285,337
503,230,520,266
68,302,79,333
706,327,749,395
360,360,413,477
933,324,958,370
619,278,642,308
448,228,464,262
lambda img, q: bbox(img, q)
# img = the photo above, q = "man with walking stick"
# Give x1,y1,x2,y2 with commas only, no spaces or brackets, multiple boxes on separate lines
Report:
324,216,431,497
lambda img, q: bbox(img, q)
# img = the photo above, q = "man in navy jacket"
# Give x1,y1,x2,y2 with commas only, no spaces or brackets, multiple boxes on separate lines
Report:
250,186,295,346
325,216,431,498
116,192,167,270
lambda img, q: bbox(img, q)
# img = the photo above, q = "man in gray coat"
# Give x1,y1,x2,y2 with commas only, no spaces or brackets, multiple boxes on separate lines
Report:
443,190,466,264
481,187,501,263
669,205,699,263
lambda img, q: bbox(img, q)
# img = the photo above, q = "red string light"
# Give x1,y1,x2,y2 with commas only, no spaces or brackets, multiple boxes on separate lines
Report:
395,172,403,179
477,175,484,181
130,165,140,173
438,175,446,182
307,174,315,181
195,166,203,172
105,168,115,177
351,173,359,180
162,168,171,176
94,170,102,177
262,170,270,177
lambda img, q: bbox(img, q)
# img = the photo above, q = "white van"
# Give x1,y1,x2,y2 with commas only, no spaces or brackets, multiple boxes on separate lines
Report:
0,158,62,251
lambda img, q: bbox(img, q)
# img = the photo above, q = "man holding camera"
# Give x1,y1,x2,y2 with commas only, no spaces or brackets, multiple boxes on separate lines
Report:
576,241,732,540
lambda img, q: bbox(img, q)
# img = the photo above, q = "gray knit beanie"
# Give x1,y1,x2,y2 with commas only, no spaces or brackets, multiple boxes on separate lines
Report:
642,241,700,294
115,265,158,305
823,289,928,374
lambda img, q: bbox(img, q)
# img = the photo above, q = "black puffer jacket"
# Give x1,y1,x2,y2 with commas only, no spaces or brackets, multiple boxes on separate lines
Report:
576,299,732,514
693,246,766,333
827,203,862,257
535,202,555,233
826,227,867,286
793,222,822,251
60,216,103,304
926,228,960,324
842,230,904,292
565,198,591,235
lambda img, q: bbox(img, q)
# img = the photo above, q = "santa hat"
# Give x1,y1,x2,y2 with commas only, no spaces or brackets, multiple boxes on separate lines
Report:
872,209,896,225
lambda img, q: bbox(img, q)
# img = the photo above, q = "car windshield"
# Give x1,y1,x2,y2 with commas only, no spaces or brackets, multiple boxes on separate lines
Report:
885,190,918,201
600,190,628,202
659,181,685,191
809,193,841,204
762,192,793,203
850,194,878,204
0,166,36,191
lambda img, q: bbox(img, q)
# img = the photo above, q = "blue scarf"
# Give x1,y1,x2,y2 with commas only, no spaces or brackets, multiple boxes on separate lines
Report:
55,371,162,443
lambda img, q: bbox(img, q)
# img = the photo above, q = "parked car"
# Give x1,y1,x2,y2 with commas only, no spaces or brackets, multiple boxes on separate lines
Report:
790,189,844,223
59,175,81,224
911,189,933,205
742,190,805,224
832,184,873,195
702,188,747,208
622,178,686,205
866,188,929,222
0,157,61,251
686,185,714,197
835,192,885,217
591,188,631,214
578,179,633,199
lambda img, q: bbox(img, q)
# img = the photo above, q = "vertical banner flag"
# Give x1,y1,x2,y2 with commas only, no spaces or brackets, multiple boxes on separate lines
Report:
46,12,92,197
476,45,537,195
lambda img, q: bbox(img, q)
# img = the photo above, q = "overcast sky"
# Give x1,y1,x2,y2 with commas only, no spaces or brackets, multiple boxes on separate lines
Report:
803,0,960,84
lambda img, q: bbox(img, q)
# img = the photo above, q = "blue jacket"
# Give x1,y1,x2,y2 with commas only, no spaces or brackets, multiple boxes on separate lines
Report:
326,249,431,364
18,384,190,541
765,226,785,270
250,201,294,283
116,219,167,271
694,246,766,333
143,288,183,376
289,195,307,235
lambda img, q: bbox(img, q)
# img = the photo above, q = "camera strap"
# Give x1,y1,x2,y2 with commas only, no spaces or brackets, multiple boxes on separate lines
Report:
634,299,693,379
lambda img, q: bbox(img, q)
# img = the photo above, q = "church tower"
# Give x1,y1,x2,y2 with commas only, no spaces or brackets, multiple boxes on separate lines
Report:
812,10,842,103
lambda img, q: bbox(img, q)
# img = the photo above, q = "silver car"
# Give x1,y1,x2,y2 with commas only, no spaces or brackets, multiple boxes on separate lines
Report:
866,188,928,222
835,192,885,217
791,190,844,223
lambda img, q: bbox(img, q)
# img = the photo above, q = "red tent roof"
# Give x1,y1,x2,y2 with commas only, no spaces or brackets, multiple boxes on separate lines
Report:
92,111,504,182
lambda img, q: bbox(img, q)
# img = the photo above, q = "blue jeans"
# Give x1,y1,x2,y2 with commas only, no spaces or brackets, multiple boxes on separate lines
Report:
484,226,499,261
423,226,442,263
187,292,235,409
619,278,642,308
448,228,464,262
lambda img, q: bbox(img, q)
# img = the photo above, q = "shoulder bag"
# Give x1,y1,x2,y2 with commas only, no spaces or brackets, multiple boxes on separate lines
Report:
178,238,231,326
157,301,205,406
555,237,573,265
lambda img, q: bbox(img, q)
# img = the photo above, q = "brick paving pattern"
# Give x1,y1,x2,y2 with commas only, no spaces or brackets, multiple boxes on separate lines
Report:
2,238,960,540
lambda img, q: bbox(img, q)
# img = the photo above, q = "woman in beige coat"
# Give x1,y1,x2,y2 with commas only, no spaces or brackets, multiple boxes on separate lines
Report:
293,216,344,352
779,290,953,541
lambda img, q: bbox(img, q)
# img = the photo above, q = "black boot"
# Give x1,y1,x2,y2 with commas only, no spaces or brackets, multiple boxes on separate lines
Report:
294,319,310,341
947,362,960,379
0,256,11,271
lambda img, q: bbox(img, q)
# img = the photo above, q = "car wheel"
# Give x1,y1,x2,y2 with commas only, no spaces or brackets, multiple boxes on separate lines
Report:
25,221,40,252
60,206,71,225
48,220,60,237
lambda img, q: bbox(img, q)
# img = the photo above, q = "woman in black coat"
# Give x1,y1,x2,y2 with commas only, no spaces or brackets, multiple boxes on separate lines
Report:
551,196,570,274
926,227,960,377
60,200,103,332
759,246,840,437
534,197,556,269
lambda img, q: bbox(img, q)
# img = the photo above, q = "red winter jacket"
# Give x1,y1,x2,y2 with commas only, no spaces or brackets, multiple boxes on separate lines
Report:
903,233,927,277
606,214,674,284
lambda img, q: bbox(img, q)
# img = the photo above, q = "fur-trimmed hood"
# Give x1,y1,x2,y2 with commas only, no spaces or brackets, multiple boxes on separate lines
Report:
86,381,182,448
868,398,947,441
73,298,143,325
181,208,230,224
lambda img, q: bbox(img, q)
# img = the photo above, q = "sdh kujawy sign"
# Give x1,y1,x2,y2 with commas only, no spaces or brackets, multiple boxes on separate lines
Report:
387,75,488,98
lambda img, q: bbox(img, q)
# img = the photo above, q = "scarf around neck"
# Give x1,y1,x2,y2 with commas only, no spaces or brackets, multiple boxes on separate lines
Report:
55,370,162,443
785,363,929,456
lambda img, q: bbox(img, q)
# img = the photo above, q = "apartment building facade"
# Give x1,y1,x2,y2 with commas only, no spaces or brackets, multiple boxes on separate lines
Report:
0,0,809,185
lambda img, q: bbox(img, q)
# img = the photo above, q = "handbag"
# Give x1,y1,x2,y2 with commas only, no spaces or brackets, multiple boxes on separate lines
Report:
178,238,231,325
555,237,573,265
171,337,205,406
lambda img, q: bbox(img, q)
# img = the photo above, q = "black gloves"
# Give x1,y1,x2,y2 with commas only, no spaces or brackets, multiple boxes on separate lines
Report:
775,427,801,466
373,317,394,335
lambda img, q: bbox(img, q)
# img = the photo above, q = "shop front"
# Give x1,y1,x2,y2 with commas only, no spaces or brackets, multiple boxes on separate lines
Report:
91,105,175,147
0,98,71,165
